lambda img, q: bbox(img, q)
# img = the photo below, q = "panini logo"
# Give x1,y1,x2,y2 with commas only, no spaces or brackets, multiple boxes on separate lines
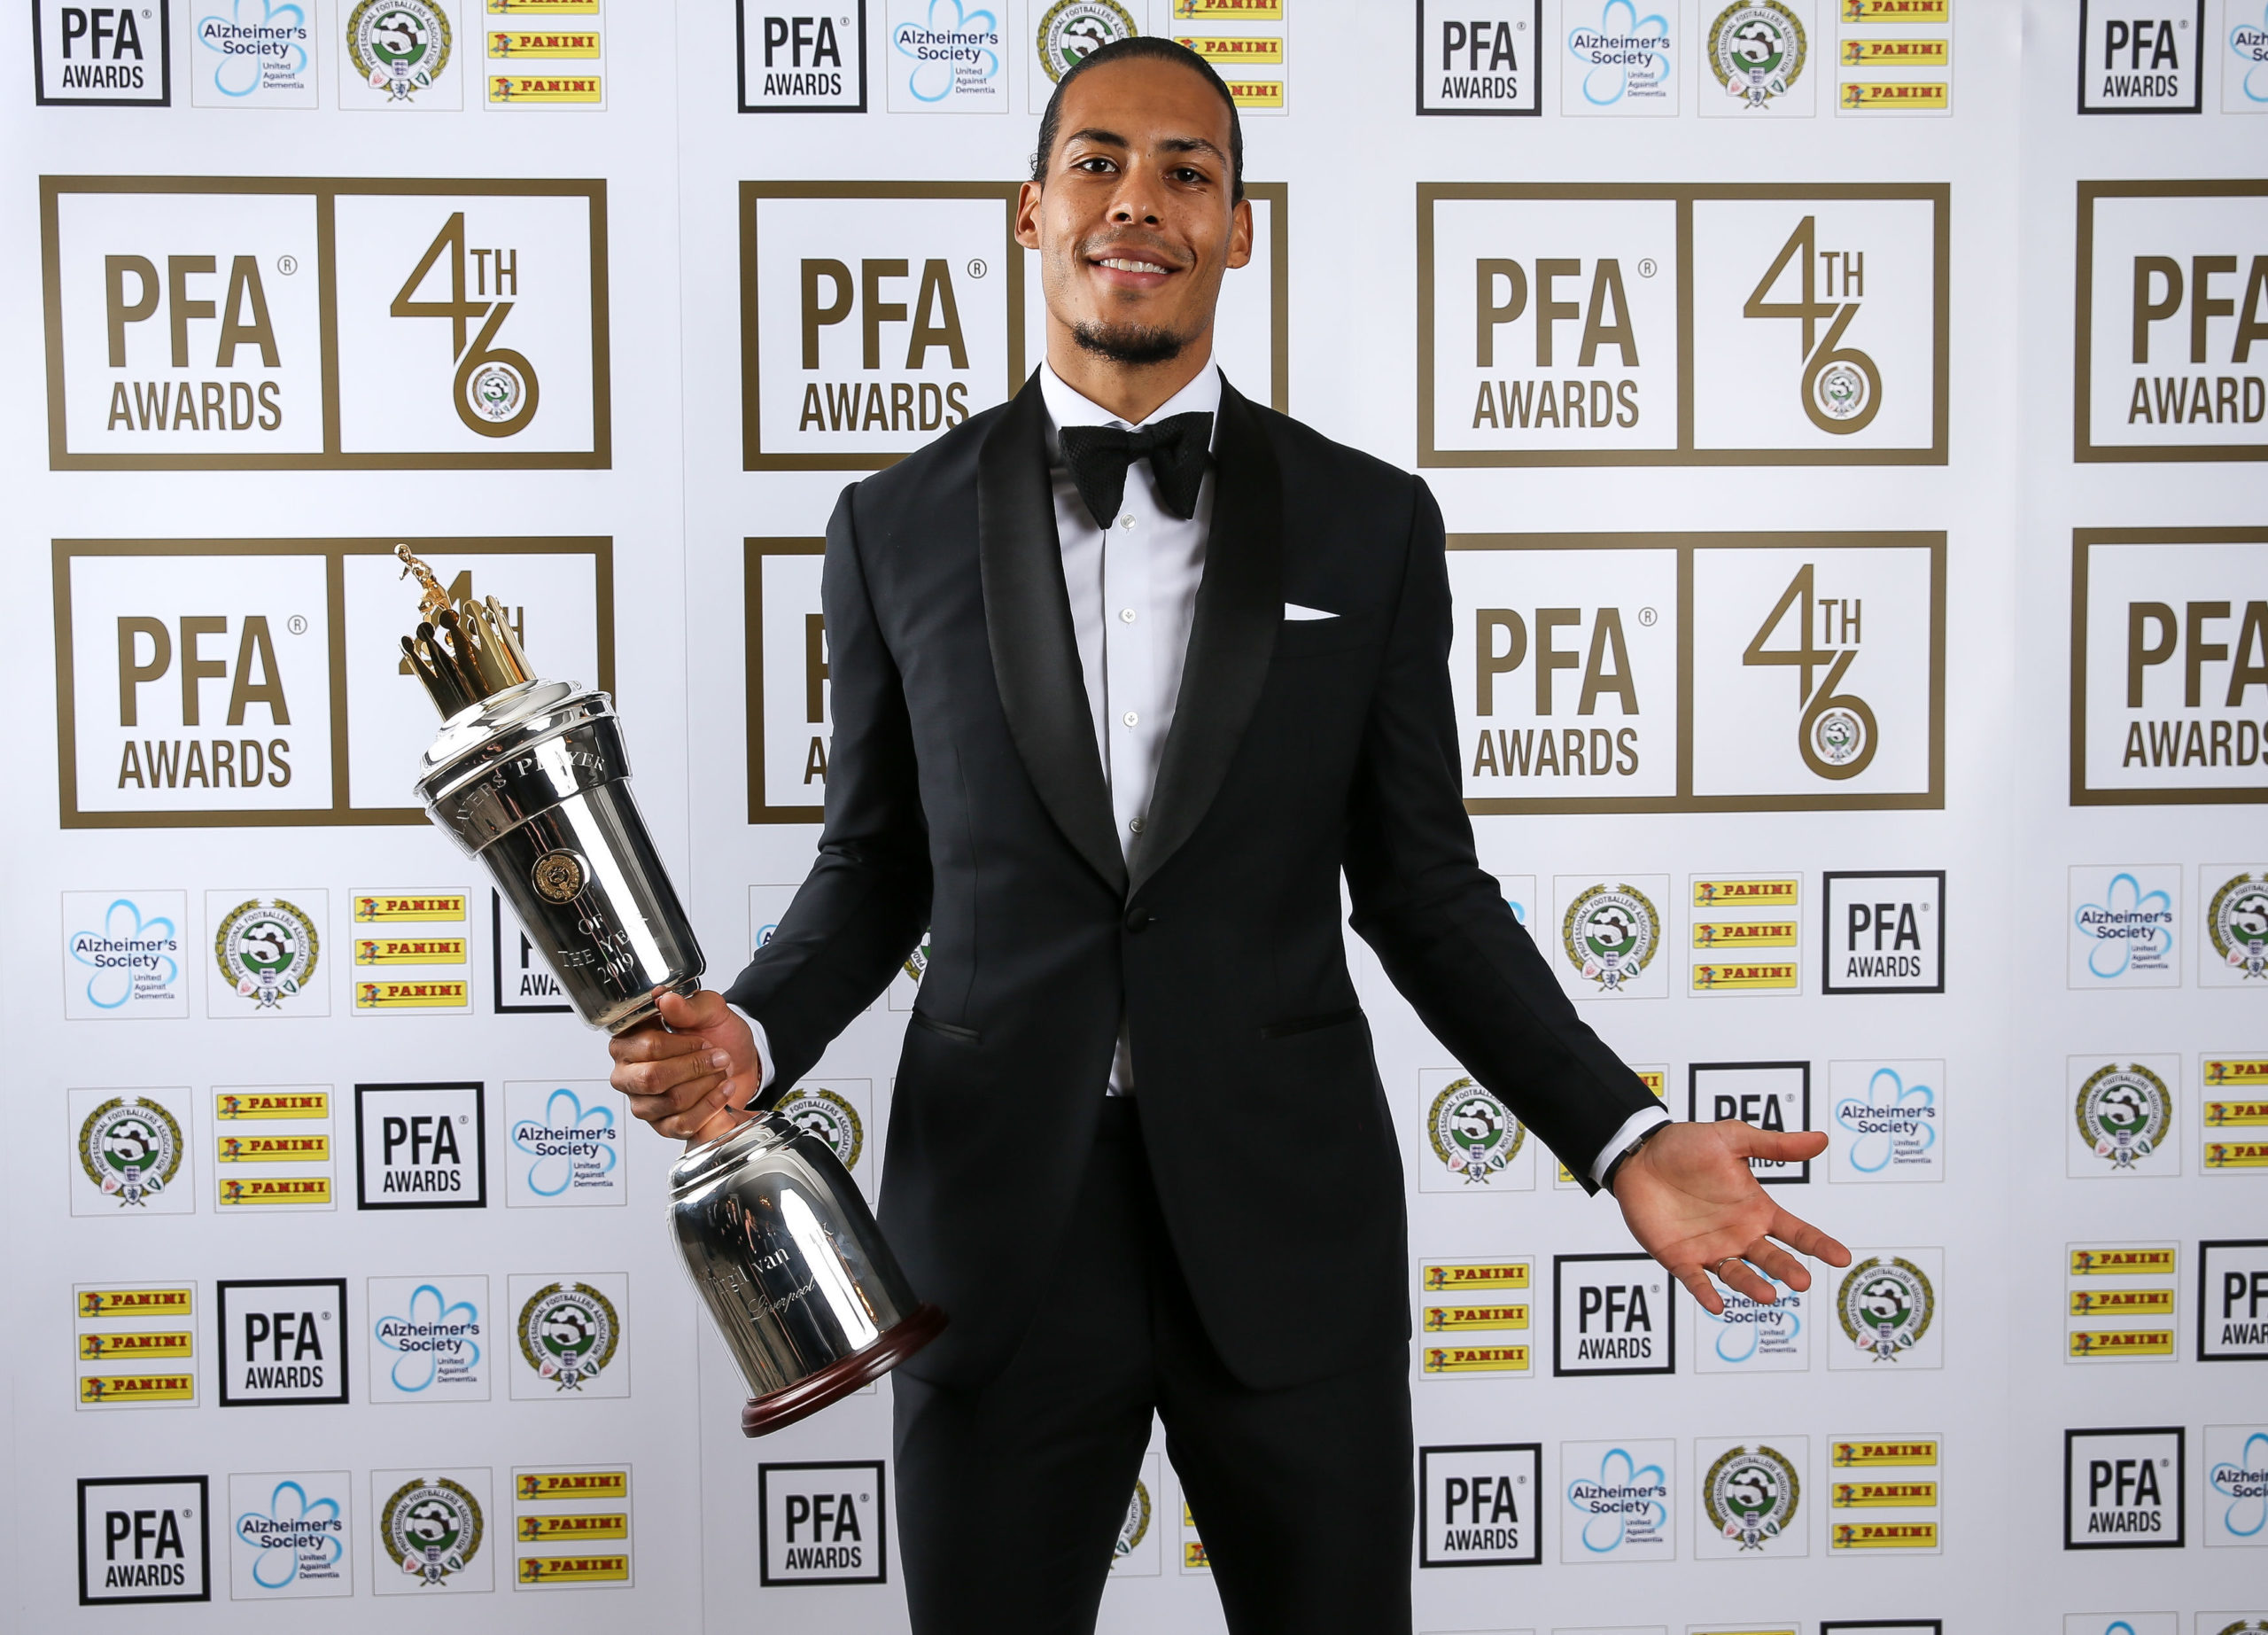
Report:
1423,1344,1531,1373
2070,1288,2174,1315
1841,81,1950,109
518,1555,629,1583
517,1512,628,1541
1694,878,1800,907
1171,0,1282,14
1841,38,1947,66
488,30,601,54
1692,962,1799,989
2070,1247,2176,1275
2205,1059,2268,1086
78,1288,191,1318
354,895,466,922
1832,1439,1938,1466
1424,1304,1530,1330
2207,1101,2268,1125
489,0,599,9
1424,1262,1530,1290
220,1176,332,1205
79,1331,192,1359
2069,1328,2175,1356
356,981,471,1008
216,1091,329,1119
490,75,603,100
1840,0,1948,16
1833,1521,1938,1547
216,1134,330,1163
80,1373,194,1402
2206,1141,2268,1168
1184,1541,1210,1569
356,938,469,965
1176,35,1282,61
516,1471,629,1500
1223,80,1285,106
1693,920,1798,948
1832,1481,1939,1507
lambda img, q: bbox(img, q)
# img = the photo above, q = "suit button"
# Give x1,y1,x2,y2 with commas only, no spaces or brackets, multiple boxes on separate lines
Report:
1124,907,1152,933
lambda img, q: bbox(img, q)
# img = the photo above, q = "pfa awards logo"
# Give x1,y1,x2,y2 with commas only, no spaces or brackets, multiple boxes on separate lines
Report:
1699,1440,1806,1556
1419,1444,1542,1568
1421,1073,1529,1189
1561,881,1663,994
1836,1254,1937,1364
210,895,323,1015
2071,1061,2177,1175
2207,870,2268,983
78,1475,209,1606
1705,0,1807,112
513,1278,625,1396
377,1474,485,1590
77,1095,184,1209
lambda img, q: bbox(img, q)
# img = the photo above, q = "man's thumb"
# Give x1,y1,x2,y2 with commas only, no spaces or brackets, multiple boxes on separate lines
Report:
1737,1126,1829,1160
654,985,717,1030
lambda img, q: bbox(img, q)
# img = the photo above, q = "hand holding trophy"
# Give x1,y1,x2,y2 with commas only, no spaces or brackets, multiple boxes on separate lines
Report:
395,547,944,1434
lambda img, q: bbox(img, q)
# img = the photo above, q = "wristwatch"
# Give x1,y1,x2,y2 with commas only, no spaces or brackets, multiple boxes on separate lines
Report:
1599,1118,1668,1195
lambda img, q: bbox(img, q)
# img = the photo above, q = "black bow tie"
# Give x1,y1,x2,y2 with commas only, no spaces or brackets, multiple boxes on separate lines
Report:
1058,412,1213,532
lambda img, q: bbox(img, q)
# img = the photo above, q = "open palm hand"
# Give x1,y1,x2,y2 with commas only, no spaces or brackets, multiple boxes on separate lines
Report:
1611,1120,1851,1314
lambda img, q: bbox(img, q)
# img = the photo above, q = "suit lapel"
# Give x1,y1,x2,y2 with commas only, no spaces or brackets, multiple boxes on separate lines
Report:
979,372,1129,898
1130,379,1284,900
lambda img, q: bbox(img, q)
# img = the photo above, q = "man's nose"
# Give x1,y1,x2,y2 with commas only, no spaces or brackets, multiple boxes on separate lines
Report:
1107,168,1164,225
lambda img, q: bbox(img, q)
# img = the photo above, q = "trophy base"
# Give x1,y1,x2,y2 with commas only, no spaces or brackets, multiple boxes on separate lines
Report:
741,1304,950,1437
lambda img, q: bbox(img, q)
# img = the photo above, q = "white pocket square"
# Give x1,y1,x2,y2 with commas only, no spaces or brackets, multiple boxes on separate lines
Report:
1284,603,1338,621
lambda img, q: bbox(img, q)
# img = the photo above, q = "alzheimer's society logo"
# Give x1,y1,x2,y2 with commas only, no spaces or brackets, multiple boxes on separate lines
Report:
1566,0,1674,111
1561,1440,1673,1561
1696,1277,1806,1372
197,0,316,107
2070,868,2178,986
2233,5,2268,110
232,1475,346,1595
1829,1060,1942,1183
506,1081,625,1207
370,1277,487,1401
890,0,1005,109
2208,1428,2268,1545
65,892,188,1018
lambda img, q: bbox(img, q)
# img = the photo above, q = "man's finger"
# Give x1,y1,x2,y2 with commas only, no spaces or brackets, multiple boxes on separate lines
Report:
649,1081,732,1141
1716,1258,1781,1306
656,986,729,1032
1767,1206,1852,1267
621,1063,726,1117
610,1024,711,1065
615,1050,732,1102
1674,1265,1726,1316
1744,1240,1810,1291
1728,1125,1829,1162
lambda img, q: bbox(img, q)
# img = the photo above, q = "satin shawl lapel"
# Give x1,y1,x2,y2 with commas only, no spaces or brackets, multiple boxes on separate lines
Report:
978,373,1129,898
1130,380,1284,900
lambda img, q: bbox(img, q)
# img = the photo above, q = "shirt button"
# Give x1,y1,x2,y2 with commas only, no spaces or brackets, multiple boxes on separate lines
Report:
1119,514,1136,529
1122,711,1138,728
1119,607,1137,624
1129,816,1146,835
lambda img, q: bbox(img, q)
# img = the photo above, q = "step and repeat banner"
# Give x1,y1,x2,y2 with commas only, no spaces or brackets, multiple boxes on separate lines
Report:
2,3,2260,1632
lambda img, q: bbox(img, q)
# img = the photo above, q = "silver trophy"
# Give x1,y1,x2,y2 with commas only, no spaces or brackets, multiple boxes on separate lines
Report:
398,547,944,1436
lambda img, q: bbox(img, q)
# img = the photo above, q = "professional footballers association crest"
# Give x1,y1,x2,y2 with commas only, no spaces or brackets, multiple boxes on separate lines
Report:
213,898,321,1008
1837,1256,1935,1361
347,0,453,101
1563,884,1661,992
1704,1444,1800,1549
2208,871,2268,980
517,1281,620,1391
775,1087,865,1172
381,1475,483,1585
2075,1063,2171,1170
1427,1078,1526,1183
1115,1479,1152,1559
1708,1,1806,108
77,1096,183,1206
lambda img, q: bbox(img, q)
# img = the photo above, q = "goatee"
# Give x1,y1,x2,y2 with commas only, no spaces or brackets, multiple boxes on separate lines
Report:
1070,319,1188,367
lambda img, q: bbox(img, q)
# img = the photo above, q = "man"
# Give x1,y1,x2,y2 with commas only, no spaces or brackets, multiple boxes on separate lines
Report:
613,36,1848,1634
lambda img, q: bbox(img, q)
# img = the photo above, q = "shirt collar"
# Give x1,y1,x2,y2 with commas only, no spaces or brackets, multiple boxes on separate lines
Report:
1039,362,1223,459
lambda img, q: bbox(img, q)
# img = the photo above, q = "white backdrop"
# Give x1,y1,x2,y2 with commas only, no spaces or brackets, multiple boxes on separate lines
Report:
4,3,2263,1631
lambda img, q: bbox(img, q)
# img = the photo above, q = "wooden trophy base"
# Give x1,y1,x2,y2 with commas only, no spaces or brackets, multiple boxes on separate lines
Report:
741,1304,949,1437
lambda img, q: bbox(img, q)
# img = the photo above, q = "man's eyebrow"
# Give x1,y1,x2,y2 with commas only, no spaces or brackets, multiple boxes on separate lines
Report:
1059,128,1227,166
1157,136,1228,165
1060,125,1130,151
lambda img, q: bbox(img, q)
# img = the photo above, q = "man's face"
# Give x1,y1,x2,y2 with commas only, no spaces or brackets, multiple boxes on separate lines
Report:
1016,58,1253,365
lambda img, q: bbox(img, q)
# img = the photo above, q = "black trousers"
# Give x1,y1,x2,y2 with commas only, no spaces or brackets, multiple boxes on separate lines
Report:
893,1097,1413,1634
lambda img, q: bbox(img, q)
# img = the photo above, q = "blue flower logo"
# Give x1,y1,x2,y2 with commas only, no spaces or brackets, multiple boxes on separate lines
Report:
2075,871,2172,978
1570,0,1671,106
1567,1444,1666,1553
1834,1066,1936,1175
2234,7,2268,104
375,1283,480,1392
1708,1281,1799,1362
895,0,999,103
68,897,177,1010
513,1086,618,1197
235,1478,341,1589
2211,1430,2268,1538
198,0,307,97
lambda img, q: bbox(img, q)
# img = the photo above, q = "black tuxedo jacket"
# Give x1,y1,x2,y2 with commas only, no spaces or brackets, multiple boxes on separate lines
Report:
726,371,1657,1391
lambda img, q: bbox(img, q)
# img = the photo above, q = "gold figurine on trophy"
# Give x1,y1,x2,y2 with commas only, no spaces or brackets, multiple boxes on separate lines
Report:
394,544,536,718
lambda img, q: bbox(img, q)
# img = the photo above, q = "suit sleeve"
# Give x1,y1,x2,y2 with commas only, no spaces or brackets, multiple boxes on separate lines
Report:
722,484,932,1091
1342,478,1658,1192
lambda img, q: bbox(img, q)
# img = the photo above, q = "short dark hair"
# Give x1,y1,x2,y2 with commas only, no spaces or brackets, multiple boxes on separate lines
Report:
1029,35,1245,206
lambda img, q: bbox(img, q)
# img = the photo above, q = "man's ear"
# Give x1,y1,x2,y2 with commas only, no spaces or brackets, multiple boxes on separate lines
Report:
1014,180,1045,252
1225,196,1254,271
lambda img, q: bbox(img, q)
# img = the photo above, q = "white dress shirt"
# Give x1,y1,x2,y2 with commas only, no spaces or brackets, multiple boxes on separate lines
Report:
1039,362,1221,1094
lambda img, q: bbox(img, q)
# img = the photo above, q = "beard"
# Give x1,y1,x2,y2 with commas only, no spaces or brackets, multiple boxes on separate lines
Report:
1069,316,1190,367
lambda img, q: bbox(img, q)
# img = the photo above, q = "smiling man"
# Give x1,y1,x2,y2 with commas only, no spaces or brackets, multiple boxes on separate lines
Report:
612,35,1846,1634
